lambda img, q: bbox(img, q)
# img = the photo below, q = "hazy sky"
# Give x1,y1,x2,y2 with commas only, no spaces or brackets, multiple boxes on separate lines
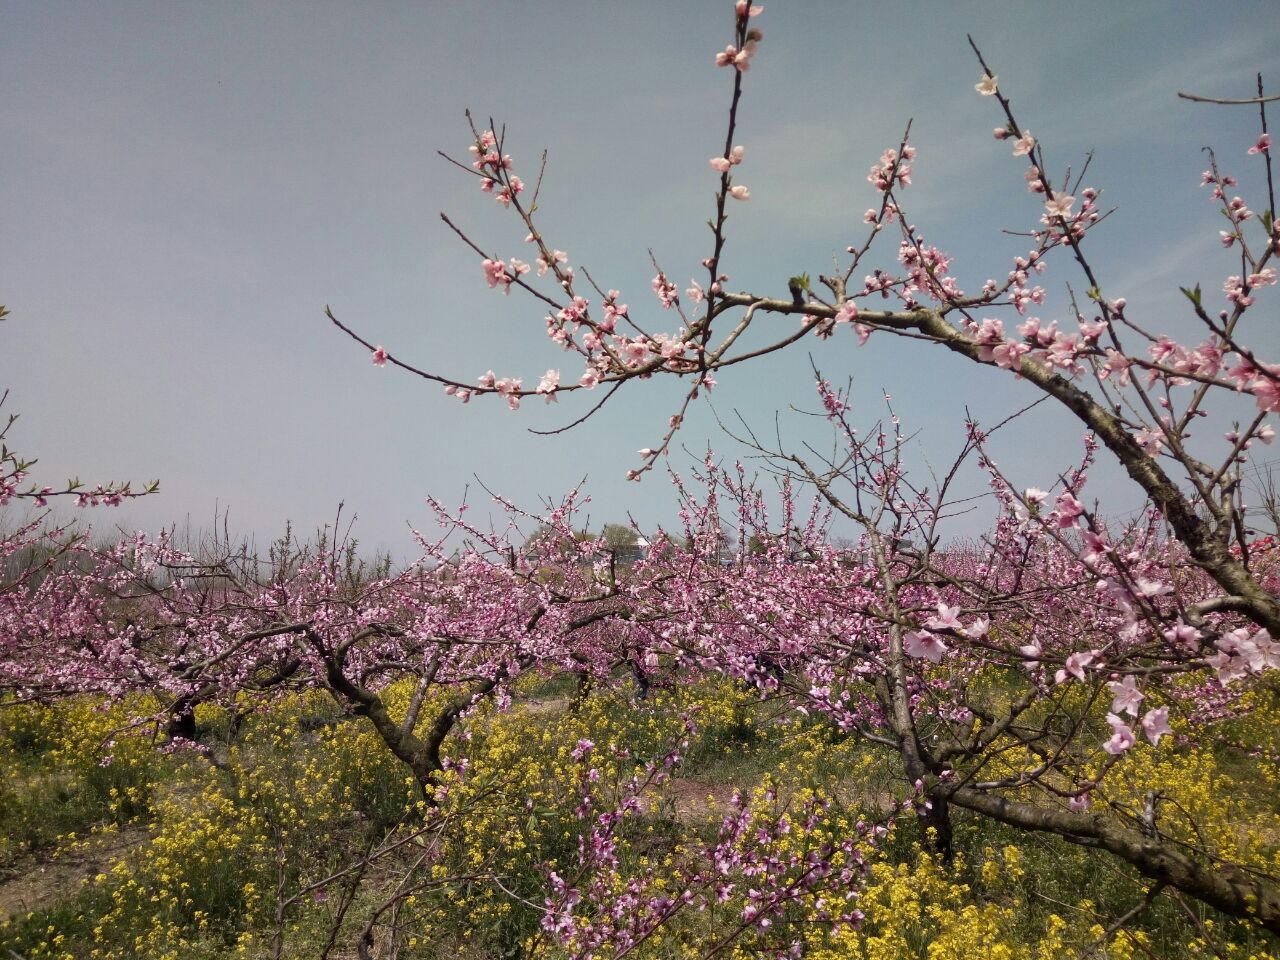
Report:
3,1,1278,556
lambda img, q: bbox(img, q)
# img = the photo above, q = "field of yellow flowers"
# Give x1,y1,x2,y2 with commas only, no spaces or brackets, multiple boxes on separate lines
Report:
2,674,1278,959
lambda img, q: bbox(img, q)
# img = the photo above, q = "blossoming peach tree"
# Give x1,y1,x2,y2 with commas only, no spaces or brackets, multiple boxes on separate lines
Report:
322,0,1280,938
4,3,1280,955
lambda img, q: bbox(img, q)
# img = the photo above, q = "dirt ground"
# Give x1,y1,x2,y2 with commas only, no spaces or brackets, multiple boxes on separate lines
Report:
0,826,147,920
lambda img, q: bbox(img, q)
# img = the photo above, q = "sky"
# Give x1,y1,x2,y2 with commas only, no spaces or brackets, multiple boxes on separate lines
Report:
3,1,1278,559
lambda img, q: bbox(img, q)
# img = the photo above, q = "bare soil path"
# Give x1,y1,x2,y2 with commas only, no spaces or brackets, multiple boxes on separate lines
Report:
0,825,147,920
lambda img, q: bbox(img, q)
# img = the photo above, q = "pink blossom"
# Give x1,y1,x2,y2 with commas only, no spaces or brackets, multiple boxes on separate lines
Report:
903,630,948,663
1046,332,1081,371
1103,714,1135,755
1207,650,1249,686
1079,319,1107,342
1081,530,1109,566
1053,492,1085,528
658,337,687,361
1108,675,1144,716
1134,577,1173,599
1252,369,1280,413
1012,131,1036,157
1236,629,1280,673
728,184,751,201
925,603,963,632
991,340,1029,370
536,369,560,402
482,258,508,289
622,340,651,365
710,145,746,174
974,317,1006,362
735,39,761,71
867,147,912,193
371,346,388,367
1100,350,1133,386
1228,196,1254,222
1066,650,1095,679
1226,357,1258,390
536,249,568,277
1225,275,1255,308
717,37,760,71
1055,650,1095,685
1133,428,1164,457
834,301,859,324
1163,622,1199,649
1044,195,1075,219
1248,133,1271,155
975,74,998,96
1140,706,1171,745
652,273,678,309
1249,267,1277,288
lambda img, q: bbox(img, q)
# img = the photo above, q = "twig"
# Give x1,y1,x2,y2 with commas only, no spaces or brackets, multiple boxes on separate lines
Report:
1177,91,1280,105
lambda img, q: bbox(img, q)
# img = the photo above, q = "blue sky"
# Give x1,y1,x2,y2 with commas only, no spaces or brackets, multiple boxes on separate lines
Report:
3,1,1277,556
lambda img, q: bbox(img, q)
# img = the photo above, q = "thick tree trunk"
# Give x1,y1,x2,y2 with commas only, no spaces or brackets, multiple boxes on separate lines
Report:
949,786,1280,935
630,659,650,701
919,793,955,864
165,696,196,742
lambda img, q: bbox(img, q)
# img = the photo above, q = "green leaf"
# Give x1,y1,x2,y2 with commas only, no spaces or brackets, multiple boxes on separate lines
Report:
1179,285,1202,308
1262,209,1274,233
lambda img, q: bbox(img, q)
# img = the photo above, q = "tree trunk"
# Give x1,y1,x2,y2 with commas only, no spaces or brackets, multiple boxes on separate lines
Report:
165,696,196,742
950,786,1280,935
919,793,955,863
